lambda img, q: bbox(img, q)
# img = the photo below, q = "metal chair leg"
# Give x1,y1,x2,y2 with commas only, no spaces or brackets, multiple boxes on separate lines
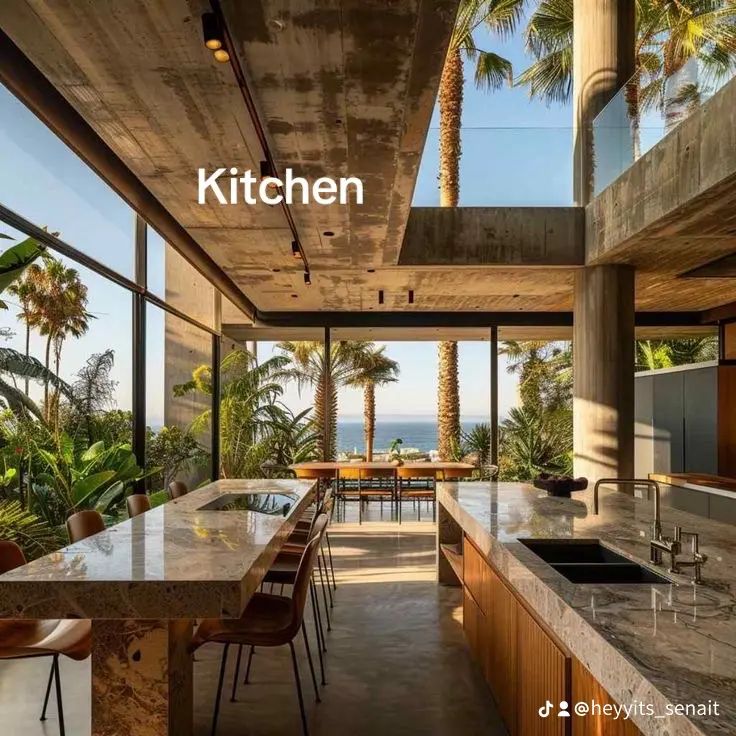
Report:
320,548,334,608
302,621,321,703
230,643,243,701
40,655,55,721
52,653,66,736
243,645,255,684
309,581,327,684
289,641,309,736
317,557,331,631
325,532,337,591
211,643,230,736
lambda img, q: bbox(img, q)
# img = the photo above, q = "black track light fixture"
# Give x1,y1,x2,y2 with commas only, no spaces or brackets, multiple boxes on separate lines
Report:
408,289,415,305
202,13,230,62
378,290,384,305
304,270,312,286
291,240,301,259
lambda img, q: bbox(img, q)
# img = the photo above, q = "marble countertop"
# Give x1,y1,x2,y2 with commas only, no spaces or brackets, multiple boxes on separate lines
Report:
0,479,315,620
438,482,736,736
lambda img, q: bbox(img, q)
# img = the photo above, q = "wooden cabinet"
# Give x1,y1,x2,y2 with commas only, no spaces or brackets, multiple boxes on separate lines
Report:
572,658,643,736
517,603,570,736
487,565,518,733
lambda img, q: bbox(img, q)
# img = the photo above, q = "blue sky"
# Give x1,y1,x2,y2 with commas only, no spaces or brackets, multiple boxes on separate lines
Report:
0,19,571,424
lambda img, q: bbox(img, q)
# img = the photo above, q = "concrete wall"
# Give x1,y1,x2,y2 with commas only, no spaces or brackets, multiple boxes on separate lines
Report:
634,363,718,477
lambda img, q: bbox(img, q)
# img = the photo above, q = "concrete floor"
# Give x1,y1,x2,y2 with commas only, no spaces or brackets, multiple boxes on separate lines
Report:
1,501,505,736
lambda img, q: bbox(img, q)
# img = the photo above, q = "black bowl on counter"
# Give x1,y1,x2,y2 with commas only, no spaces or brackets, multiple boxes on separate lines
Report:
533,475,588,498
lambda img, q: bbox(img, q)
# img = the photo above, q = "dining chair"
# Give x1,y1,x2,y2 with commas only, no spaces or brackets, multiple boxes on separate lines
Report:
168,480,189,499
396,466,438,523
293,466,336,503
191,526,326,736
358,468,397,523
66,510,105,544
0,540,91,736
126,493,151,518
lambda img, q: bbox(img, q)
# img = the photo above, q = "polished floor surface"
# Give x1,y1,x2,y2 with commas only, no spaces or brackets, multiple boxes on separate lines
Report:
1,500,505,736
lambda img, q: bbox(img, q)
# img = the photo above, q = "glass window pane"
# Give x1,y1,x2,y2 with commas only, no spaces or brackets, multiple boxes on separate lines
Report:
146,227,215,328
145,302,212,492
0,83,135,278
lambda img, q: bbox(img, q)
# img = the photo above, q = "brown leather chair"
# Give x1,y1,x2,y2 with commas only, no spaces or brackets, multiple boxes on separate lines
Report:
0,540,91,736
192,526,326,736
338,467,396,524
66,510,105,544
126,493,151,518
396,466,438,523
168,480,189,499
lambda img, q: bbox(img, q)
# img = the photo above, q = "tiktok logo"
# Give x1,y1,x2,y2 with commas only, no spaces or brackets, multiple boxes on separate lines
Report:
538,701,554,718
538,701,571,718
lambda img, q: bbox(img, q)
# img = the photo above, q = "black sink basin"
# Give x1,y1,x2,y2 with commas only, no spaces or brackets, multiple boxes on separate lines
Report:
519,538,671,585
550,562,670,584
519,539,630,564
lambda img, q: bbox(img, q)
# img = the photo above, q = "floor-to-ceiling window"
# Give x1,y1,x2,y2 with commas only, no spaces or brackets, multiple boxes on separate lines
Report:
0,80,222,557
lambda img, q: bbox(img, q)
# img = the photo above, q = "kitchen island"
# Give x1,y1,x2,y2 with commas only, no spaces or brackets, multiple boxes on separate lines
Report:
437,482,735,736
0,478,315,736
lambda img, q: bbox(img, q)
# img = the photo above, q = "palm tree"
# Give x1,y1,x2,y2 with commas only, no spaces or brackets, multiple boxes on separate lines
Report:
349,346,399,461
278,341,396,461
636,336,718,371
24,258,93,422
437,0,525,460
518,0,736,158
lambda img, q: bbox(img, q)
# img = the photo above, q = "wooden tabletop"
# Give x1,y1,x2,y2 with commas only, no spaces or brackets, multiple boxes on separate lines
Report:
289,461,475,472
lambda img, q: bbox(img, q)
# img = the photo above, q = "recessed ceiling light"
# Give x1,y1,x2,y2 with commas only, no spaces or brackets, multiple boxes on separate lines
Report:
291,294,298,298
378,290,384,305
408,290,414,305
272,268,281,273
367,269,375,273
323,231,335,237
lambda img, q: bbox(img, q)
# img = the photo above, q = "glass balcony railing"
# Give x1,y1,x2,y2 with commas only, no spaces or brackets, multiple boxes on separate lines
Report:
593,62,736,195
414,126,574,207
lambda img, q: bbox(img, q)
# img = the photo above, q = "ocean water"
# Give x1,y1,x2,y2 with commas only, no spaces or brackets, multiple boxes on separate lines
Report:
337,420,485,454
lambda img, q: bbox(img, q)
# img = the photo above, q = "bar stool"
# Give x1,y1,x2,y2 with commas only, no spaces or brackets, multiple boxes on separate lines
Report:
192,521,327,736
66,510,105,543
396,466,438,523
168,480,189,499
0,541,91,736
126,494,151,518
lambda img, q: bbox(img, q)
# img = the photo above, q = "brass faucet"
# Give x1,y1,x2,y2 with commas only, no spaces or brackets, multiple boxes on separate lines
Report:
672,526,708,584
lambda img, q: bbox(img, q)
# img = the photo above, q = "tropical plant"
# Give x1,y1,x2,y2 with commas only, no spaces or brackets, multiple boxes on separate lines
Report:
498,406,573,480
388,437,404,461
33,434,154,519
348,345,399,461
263,407,320,471
437,0,525,460
0,499,59,560
462,422,492,477
22,257,94,422
636,336,718,371
278,340,396,461
0,235,46,307
146,425,207,490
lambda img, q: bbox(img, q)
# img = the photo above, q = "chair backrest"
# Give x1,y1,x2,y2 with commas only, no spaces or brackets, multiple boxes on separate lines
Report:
0,540,26,574
66,510,106,543
127,494,151,518
397,466,437,479
364,468,396,479
291,514,329,628
168,480,189,499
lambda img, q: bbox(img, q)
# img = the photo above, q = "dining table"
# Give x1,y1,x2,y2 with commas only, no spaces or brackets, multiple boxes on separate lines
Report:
289,460,476,476
0,478,316,736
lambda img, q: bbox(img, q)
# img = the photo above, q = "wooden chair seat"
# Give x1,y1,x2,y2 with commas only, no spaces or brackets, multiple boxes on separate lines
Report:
0,619,91,661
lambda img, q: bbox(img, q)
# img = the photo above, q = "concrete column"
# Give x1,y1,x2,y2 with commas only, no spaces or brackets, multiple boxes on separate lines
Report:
573,0,635,204
573,265,635,481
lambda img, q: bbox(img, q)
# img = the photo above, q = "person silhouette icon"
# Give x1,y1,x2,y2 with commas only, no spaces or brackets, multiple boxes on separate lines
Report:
558,701,570,717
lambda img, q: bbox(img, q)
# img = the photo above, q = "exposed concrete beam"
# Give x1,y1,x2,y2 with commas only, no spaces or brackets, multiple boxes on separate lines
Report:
587,75,736,265
398,208,584,266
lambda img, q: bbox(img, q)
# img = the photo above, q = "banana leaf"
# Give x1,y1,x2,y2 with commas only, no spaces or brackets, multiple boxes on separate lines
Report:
71,470,116,507
0,348,73,399
0,237,45,297
95,481,126,514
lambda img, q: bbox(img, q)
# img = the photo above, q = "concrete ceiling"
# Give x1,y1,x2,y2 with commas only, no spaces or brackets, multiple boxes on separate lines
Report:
1,0,734,325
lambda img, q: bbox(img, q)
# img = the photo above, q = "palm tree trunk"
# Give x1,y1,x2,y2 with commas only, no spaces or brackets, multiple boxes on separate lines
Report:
53,339,62,430
315,370,338,461
43,334,52,421
439,44,463,207
437,43,463,460
438,341,460,461
23,323,30,396
363,382,376,461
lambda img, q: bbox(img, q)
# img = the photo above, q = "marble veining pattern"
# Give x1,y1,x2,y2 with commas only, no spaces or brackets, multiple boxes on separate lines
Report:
438,482,736,736
0,479,315,619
